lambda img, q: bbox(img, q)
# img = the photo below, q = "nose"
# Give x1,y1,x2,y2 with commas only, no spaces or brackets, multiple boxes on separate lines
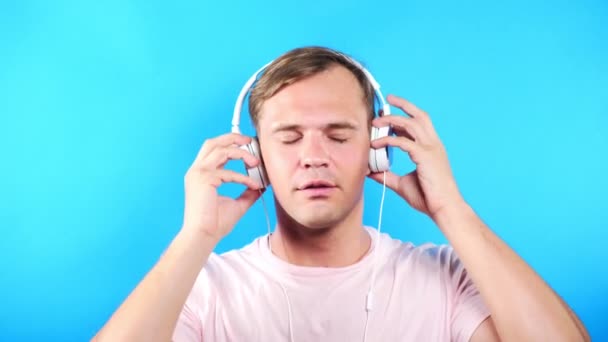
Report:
300,134,330,168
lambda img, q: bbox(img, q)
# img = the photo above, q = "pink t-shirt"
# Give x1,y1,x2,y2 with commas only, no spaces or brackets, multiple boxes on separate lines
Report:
173,227,491,341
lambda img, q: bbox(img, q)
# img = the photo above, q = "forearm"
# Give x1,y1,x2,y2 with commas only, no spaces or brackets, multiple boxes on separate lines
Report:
433,202,589,342
93,228,218,342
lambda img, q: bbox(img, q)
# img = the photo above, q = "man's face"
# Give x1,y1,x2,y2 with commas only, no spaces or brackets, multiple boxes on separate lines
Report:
257,65,370,229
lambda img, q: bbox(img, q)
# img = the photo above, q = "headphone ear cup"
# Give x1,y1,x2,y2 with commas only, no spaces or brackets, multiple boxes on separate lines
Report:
242,137,270,189
369,125,392,173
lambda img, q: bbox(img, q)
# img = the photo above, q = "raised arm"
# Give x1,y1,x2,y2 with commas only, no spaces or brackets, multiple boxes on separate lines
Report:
92,133,264,342
368,94,589,341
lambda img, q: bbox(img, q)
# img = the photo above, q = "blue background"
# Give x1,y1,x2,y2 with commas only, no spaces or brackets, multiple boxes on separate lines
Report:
1,0,606,340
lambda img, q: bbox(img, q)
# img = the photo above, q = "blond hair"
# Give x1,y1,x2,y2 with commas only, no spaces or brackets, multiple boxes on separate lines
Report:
248,46,376,128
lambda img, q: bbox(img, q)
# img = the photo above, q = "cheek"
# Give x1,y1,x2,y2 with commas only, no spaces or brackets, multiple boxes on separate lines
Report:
341,155,369,179
336,141,369,164
266,155,290,171
261,147,294,180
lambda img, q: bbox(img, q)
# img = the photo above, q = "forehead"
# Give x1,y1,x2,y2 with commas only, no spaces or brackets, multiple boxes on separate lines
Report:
257,66,369,128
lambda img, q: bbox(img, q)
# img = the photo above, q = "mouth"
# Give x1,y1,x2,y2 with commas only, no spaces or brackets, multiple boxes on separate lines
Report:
297,180,336,190
297,180,337,198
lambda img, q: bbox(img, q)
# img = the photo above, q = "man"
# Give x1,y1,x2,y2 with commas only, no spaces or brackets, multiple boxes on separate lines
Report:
93,46,589,341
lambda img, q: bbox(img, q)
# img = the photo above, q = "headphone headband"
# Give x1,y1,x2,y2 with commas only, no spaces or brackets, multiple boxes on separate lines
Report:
231,53,390,134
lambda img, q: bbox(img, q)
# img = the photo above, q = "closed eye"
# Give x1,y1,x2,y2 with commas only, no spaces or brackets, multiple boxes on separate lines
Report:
279,134,301,144
282,137,301,144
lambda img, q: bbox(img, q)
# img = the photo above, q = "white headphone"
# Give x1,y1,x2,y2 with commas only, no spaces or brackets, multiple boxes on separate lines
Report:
231,52,393,188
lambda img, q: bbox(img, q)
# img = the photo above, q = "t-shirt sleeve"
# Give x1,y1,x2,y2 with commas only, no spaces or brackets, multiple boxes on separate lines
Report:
445,246,492,342
172,299,203,342
172,265,212,342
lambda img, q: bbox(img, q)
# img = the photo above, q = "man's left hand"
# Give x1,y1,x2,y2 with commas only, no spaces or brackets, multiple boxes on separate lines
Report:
368,94,465,219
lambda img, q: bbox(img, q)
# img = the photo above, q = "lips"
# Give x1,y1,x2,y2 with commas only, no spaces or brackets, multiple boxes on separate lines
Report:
297,179,336,190
297,180,336,198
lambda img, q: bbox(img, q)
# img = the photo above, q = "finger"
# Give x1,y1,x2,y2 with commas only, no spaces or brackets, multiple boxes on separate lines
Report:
213,169,262,190
371,135,419,155
234,188,265,213
383,170,429,214
201,146,260,170
386,94,429,120
386,94,438,139
367,171,401,191
195,133,252,164
373,115,424,142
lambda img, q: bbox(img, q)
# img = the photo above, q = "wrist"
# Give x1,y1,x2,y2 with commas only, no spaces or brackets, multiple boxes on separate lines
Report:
179,224,223,246
431,199,474,227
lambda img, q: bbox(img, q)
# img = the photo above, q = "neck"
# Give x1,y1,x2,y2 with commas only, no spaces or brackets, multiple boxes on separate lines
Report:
269,199,371,268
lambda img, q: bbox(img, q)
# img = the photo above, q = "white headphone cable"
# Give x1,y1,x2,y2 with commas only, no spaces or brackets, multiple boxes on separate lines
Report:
362,170,387,342
260,189,296,342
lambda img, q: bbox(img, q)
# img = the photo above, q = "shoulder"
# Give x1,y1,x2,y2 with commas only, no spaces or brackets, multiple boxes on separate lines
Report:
377,229,452,260
377,231,462,276
191,236,268,292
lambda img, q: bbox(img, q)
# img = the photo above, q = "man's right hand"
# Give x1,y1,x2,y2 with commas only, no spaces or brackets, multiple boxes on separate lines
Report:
182,133,265,241
92,133,262,342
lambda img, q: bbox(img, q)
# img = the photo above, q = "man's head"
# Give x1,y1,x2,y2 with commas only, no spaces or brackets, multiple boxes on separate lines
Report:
249,47,376,129
249,46,377,231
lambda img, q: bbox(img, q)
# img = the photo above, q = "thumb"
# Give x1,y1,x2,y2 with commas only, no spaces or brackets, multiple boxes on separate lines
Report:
235,187,265,213
368,171,400,191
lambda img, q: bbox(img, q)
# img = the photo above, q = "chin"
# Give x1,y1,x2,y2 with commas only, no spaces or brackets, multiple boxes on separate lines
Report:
297,217,340,230
291,207,344,230
275,201,339,230
274,190,362,231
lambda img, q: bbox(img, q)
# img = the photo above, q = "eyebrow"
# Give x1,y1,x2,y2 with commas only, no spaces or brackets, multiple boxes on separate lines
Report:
271,121,359,133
